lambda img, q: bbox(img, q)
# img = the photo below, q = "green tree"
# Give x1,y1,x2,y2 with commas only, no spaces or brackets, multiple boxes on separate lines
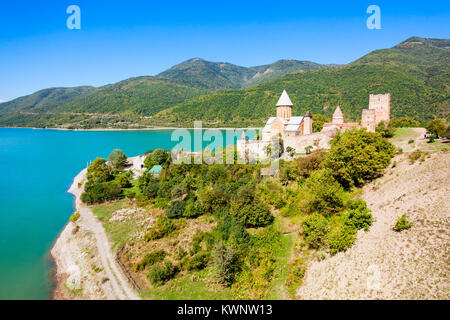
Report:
230,185,273,227
86,158,113,182
304,169,345,215
212,242,239,286
302,212,329,249
286,146,296,157
322,129,395,189
107,149,128,169
197,185,228,213
426,119,447,137
312,114,329,133
144,149,170,169
375,122,395,138
166,200,186,219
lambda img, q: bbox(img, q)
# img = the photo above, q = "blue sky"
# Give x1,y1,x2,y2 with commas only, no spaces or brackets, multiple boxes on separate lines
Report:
0,0,449,101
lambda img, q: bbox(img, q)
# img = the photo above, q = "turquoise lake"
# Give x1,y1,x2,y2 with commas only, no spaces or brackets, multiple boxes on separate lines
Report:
0,127,252,299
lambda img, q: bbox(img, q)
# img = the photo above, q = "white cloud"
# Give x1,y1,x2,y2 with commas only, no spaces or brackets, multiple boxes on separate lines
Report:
0,99,6,103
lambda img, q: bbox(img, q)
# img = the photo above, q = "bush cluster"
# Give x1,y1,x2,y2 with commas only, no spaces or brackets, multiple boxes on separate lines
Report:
144,216,176,241
147,260,178,286
394,214,412,232
134,250,167,271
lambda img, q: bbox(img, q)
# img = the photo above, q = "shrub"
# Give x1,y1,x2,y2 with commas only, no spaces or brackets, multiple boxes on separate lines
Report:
147,260,177,286
322,129,395,189
144,216,175,241
408,150,426,164
390,116,420,128
171,183,188,199
176,247,187,260
134,250,167,271
144,149,170,169
197,185,228,213
302,213,329,249
346,199,373,231
426,119,447,137
295,150,326,178
137,173,159,198
394,214,412,232
212,242,239,286
183,198,203,218
185,252,210,271
303,169,345,215
286,146,296,157
86,158,113,183
214,215,250,247
81,180,122,204
124,189,136,199
114,172,132,188
230,185,273,228
107,149,128,169
166,200,186,219
327,224,356,255
286,257,307,297
408,139,414,144
70,212,80,223
157,180,174,199
376,121,395,138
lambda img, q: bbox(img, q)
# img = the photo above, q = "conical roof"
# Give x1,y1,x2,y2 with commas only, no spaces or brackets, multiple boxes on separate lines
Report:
276,90,293,107
333,106,344,118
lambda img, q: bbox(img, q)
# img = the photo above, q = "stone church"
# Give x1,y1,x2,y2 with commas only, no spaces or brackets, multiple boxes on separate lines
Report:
261,90,313,141
237,90,390,159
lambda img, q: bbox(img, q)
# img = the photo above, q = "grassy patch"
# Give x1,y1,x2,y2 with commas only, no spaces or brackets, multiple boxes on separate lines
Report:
141,268,232,300
391,128,422,141
91,200,137,249
266,233,295,300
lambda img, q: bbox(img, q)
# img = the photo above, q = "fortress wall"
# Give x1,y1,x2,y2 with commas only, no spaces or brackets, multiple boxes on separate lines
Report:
369,93,391,124
284,131,335,154
361,109,376,132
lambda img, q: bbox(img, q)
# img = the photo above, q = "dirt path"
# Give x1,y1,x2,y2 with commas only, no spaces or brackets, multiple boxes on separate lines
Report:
52,168,140,300
296,151,450,299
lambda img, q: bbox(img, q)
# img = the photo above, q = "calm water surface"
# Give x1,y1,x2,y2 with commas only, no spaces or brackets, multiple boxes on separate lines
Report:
0,128,250,299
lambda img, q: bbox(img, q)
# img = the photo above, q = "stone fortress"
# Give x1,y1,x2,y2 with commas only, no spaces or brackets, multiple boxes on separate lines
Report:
237,90,390,158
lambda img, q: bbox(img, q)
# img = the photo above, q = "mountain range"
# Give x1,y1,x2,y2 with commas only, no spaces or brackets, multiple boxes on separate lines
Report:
0,36,448,128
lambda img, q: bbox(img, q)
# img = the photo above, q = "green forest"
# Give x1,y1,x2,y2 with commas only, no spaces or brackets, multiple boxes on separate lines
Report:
0,37,448,128
79,129,395,299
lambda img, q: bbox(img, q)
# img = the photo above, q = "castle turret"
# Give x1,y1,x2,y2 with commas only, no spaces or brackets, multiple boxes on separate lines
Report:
276,90,293,120
369,93,390,125
303,111,313,135
332,106,344,125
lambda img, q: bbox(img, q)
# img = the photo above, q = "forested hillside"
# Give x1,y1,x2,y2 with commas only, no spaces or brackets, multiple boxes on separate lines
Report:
0,58,332,128
154,37,449,126
1,37,448,128
157,58,333,90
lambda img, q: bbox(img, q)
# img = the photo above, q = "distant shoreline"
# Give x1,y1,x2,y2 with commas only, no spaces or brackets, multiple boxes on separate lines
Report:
1,126,260,132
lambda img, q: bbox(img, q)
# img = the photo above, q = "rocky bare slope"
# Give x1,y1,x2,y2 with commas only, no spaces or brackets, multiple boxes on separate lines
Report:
296,150,450,299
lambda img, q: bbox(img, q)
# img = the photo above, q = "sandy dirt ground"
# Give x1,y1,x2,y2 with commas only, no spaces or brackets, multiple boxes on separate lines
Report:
51,162,141,300
296,150,450,299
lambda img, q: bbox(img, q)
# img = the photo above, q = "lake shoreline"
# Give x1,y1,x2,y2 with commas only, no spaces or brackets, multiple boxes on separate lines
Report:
1,126,261,132
50,167,140,300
